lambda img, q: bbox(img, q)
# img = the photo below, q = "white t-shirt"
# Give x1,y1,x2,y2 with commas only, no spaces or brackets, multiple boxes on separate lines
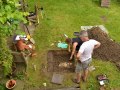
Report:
79,39,99,62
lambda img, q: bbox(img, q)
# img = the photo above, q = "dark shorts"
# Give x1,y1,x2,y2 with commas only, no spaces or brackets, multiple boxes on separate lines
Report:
75,58,92,73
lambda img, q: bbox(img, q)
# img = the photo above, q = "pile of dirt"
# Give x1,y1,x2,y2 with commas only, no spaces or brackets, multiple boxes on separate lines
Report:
87,27,120,69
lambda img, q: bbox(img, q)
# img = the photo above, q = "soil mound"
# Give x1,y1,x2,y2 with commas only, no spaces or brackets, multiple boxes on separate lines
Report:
88,27,120,69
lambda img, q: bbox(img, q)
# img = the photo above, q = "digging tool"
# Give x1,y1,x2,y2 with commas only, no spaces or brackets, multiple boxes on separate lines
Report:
40,7,44,19
36,0,43,19
35,4,40,23
33,65,37,71
64,34,68,38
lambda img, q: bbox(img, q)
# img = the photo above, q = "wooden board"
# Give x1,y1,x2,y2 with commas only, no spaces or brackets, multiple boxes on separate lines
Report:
101,0,110,7
56,88,80,90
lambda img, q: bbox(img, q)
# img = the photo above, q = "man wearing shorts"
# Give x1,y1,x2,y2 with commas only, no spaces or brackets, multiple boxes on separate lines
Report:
73,30,101,84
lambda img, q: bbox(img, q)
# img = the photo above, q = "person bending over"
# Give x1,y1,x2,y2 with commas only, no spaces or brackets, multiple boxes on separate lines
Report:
65,37,83,60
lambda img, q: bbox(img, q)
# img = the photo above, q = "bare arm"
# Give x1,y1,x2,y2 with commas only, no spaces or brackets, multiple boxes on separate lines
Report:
70,42,78,60
68,44,71,52
77,51,81,61
94,42,101,49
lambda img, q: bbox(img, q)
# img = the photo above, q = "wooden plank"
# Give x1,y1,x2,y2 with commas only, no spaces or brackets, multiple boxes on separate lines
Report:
101,0,110,7
56,88,80,90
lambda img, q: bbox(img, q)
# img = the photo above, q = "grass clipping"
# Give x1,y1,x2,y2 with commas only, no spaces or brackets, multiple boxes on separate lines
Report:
88,27,120,69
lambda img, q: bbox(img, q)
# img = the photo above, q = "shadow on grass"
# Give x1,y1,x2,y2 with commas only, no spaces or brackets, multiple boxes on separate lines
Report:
113,0,120,6
92,0,101,7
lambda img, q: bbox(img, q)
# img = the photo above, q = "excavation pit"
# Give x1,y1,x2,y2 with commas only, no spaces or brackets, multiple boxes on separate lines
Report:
47,50,75,73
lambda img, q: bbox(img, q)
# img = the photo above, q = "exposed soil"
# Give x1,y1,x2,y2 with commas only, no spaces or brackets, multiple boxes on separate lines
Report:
47,27,120,71
88,27,120,69
47,50,75,72
100,15,107,22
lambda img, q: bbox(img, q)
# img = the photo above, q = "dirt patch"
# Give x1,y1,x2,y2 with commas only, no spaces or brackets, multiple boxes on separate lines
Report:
100,15,107,22
87,27,120,69
47,27,120,70
47,50,75,72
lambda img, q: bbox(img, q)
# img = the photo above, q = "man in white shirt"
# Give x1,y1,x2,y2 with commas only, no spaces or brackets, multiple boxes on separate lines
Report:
73,30,101,84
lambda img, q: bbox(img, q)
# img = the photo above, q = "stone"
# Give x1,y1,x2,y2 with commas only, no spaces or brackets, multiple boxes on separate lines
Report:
101,0,110,7
98,25,108,34
56,87,80,90
81,26,93,31
81,25,108,34
51,73,64,85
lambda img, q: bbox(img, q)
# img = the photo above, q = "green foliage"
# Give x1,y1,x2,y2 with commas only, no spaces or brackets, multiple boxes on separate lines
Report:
0,0,29,36
0,34,13,76
15,29,26,35
16,72,25,80
0,0,29,76
0,84,6,90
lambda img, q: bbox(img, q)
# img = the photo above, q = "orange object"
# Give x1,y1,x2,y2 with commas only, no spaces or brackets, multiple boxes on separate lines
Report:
6,79,16,89
31,52,37,57
16,39,30,51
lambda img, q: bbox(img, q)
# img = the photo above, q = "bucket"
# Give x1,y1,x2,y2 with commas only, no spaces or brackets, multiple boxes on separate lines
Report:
6,79,16,89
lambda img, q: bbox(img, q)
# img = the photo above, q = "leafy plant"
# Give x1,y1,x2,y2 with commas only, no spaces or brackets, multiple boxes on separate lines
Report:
0,0,29,36
0,84,6,90
0,0,29,76
16,72,25,80
0,34,13,76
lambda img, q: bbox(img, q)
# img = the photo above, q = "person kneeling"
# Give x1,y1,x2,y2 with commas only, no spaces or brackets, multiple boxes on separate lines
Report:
16,38,36,57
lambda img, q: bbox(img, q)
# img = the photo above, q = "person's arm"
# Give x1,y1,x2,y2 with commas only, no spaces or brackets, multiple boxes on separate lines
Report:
69,42,78,60
24,44,30,50
76,51,81,60
76,44,85,61
94,42,101,49
68,44,71,52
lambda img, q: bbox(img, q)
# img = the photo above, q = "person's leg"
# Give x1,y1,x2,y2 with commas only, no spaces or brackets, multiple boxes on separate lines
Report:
74,51,77,66
74,51,77,59
82,58,92,82
83,69,89,82
74,52,81,82
74,62,82,83
76,72,81,83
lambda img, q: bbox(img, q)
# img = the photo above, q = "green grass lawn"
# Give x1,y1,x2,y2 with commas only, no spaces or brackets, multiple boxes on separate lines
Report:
24,0,120,90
